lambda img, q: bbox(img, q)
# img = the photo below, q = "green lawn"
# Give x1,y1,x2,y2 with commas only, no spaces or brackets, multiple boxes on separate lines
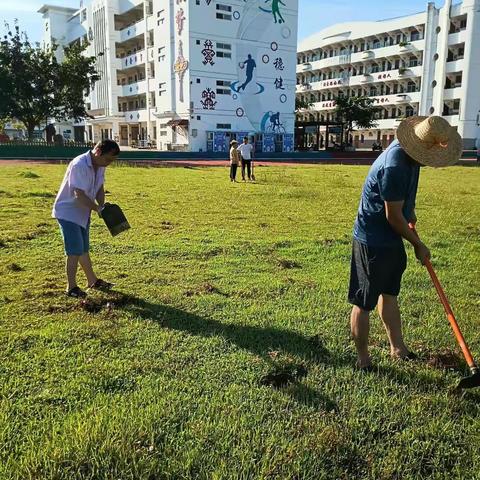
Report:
0,163,479,480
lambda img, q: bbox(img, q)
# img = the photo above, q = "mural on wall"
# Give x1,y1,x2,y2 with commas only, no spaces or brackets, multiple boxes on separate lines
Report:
193,0,297,151
174,40,189,103
202,40,216,65
227,0,296,136
261,111,286,133
238,54,256,91
176,8,186,35
259,0,287,24
201,88,217,110
230,54,265,94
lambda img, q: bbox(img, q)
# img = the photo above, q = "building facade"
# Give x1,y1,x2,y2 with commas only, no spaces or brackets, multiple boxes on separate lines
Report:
39,0,298,152
296,0,480,150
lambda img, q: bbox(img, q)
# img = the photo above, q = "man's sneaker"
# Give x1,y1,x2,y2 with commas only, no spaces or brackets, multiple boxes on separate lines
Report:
67,286,87,298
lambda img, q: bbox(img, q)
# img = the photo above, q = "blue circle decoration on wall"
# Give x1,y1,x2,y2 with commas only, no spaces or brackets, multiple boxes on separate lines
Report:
262,54,270,64
233,11,240,20
236,107,244,117
232,93,238,100
280,94,287,103
281,27,291,39
271,42,278,52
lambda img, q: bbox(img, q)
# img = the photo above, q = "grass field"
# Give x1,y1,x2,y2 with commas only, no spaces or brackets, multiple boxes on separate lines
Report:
0,162,479,480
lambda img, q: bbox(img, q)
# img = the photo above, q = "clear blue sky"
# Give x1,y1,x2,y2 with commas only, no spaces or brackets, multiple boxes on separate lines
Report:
0,0,445,44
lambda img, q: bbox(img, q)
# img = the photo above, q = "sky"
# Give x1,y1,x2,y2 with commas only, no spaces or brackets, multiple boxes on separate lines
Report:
0,0,446,44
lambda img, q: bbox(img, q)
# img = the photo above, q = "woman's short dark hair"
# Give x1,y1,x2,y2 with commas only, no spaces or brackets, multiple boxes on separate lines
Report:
95,139,120,156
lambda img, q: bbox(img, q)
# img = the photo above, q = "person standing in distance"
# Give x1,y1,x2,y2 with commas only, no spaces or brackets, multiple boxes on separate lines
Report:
52,139,120,298
237,136,255,181
348,116,462,370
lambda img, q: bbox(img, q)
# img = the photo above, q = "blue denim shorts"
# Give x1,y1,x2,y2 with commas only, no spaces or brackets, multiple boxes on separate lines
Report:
57,219,90,256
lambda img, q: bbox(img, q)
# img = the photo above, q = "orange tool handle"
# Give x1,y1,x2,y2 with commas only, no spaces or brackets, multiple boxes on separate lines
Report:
409,223,477,370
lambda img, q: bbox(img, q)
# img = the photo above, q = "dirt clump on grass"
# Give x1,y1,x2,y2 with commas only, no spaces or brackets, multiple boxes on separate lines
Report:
261,364,308,389
276,258,301,270
7,263,23,272
427,350,464,370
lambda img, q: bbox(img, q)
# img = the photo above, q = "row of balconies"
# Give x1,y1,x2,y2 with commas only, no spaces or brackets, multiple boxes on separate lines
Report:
298,30,424,63
296,66,423,92
297,40,425,72
307,91,421,111
297,30,467,73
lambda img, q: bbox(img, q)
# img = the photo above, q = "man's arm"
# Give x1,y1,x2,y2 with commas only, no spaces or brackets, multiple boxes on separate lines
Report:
74,188,100,212
96,184,105,209
385,201,430,264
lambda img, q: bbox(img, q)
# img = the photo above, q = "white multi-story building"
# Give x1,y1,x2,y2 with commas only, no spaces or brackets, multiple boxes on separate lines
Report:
296,0,480,150
39,0,298,152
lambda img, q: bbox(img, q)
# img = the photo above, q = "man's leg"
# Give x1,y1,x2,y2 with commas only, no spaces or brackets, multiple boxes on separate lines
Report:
241,159,246,180
246,161,252,180
351,305,371,368
66,255,80,291
79,253,98,287
377,294,409,358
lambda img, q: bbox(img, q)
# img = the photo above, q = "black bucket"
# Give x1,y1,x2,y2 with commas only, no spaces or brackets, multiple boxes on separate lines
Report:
101,203,131,237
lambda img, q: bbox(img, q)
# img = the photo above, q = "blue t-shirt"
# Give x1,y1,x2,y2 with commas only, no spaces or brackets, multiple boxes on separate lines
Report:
353,140,420,247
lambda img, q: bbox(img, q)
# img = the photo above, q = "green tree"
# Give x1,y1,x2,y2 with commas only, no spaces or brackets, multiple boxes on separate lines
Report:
295,97,313,112
334,95,380,145
0,23,99,139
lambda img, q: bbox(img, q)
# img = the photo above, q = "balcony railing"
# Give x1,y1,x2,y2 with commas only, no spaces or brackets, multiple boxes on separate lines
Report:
124,109,149,123
119,19,146,42
120,80,147,97
118,49,146,69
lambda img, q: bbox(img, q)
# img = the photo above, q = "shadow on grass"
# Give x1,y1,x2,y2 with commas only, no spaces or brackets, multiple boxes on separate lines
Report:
88,291,464,398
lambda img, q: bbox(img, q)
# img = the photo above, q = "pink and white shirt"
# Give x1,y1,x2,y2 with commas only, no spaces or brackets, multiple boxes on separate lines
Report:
52,151,105,228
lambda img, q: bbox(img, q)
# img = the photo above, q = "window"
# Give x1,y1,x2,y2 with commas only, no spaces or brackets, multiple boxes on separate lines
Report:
216,42,232,59
216,123,231,129
411,30,420,41
409,57,418,67
216,80,231,95
216,4,232,20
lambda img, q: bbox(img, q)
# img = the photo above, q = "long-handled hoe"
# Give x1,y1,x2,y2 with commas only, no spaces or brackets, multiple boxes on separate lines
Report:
410,224,480,390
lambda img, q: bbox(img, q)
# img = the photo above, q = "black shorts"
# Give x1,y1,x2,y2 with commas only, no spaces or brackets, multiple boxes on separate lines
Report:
348,239,407,311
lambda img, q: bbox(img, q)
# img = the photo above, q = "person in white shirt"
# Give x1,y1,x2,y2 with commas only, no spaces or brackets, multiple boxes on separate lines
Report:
52,140,120,298
237,136,254,181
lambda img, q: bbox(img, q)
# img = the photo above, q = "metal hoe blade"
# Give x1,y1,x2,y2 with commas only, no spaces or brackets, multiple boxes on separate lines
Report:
457,368,480,390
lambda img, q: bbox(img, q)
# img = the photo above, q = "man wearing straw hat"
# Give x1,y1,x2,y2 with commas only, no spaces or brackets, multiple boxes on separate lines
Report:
348,116,463,370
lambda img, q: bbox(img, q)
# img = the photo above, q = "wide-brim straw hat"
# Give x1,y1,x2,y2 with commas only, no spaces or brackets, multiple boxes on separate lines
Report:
230,140,238,146
397,115,462,167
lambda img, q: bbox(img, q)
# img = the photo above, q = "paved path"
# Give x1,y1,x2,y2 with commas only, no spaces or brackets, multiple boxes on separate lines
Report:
1,158,477,168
